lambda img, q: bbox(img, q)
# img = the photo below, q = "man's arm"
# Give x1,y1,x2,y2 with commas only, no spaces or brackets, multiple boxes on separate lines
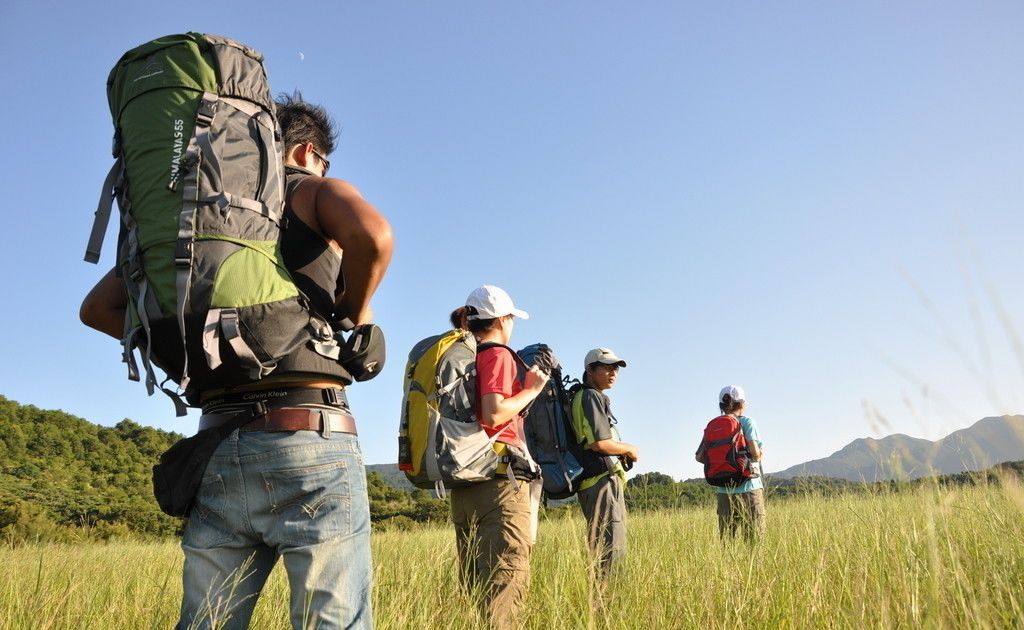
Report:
744,418,764,461
748,441,763,461
80,267,126,340
300,178,394,325
478,366,549,427
591,438,640,462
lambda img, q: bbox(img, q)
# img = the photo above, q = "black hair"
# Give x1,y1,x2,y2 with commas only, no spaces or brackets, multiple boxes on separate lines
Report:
582,362,603,387
719,394,744,414
463,306,498,335
274,91,338,156
449,306,469,330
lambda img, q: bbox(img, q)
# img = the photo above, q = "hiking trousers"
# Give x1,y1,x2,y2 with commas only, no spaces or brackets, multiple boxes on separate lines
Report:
451,478,533,630
577,473,627,578
717,488,766,542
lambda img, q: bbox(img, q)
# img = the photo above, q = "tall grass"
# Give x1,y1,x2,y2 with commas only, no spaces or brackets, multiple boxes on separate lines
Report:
1,484,1021,629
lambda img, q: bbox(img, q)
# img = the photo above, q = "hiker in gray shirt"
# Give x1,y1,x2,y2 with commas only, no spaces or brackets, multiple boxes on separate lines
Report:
570,347,639,579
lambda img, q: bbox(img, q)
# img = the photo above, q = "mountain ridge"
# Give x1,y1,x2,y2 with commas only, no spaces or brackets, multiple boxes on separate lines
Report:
771,415,1024,481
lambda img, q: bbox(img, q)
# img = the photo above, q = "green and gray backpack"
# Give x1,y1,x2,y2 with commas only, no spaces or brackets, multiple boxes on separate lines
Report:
85,33,349,414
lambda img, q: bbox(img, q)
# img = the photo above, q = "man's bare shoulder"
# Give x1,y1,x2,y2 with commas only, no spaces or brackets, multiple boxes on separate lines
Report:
289,176,362,242
294,176,365,206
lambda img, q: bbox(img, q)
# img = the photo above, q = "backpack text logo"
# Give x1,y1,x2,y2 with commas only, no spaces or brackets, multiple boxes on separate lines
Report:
170,119,185,181
133,58,164,83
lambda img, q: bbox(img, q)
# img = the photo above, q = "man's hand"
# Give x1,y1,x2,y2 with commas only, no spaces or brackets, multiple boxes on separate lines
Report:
523,365,550,393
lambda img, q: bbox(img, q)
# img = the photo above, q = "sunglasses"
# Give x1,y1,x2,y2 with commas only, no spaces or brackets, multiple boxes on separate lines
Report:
311,147,331,176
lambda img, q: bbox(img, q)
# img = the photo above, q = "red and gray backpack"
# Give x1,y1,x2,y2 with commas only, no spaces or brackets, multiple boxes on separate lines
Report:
697,415,757,487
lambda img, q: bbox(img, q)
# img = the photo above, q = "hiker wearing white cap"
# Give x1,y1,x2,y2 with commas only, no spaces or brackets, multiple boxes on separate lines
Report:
448,285,548,629
701,385,766,541
569,347,639,578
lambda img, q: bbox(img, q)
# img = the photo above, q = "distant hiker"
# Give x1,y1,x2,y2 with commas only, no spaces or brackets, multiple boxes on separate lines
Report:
696,385,766,542
81,80,392,628
449,285,548,629
569,347,639,578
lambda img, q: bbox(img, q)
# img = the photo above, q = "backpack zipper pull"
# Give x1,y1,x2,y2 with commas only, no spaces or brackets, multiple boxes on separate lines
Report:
167,154,197,191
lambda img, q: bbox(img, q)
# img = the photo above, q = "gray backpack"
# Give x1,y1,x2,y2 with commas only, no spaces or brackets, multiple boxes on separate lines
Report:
85,33,349,413
399,334,538,495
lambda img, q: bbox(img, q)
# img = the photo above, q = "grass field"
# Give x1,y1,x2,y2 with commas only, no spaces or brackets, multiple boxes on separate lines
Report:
1,482,1022,629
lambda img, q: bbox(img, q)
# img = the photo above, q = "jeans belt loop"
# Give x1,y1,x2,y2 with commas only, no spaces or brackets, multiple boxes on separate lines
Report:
321,410,332,439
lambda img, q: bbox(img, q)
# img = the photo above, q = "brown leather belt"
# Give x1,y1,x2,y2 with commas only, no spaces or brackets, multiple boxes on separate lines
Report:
199,408,357,435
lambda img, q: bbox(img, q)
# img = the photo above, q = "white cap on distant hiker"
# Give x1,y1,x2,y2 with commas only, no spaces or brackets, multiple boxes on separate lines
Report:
720,385,745,403
465,285,530,320
584,347,627,369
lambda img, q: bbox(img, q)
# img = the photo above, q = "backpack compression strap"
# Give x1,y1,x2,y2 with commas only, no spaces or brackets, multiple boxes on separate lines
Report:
84,154,124,264
177,93,284,386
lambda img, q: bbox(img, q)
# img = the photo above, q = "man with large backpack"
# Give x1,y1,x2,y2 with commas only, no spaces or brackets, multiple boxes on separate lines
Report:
81,35,392,629
569,347,640,579
695,385,766,542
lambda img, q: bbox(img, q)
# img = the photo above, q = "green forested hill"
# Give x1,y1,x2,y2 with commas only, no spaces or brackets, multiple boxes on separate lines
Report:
0,395,183,541
0,395,448,543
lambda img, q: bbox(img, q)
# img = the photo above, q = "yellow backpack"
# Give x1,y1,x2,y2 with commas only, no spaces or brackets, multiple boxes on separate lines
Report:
398,332,532,494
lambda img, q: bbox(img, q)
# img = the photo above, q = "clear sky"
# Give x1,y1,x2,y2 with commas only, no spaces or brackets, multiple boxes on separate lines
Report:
1,1,1021,481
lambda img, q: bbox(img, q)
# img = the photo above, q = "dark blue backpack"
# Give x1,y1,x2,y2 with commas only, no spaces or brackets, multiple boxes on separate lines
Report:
518,343,585,499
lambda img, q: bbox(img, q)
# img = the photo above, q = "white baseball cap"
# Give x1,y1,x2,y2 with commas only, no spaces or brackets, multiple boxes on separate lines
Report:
719,385,746,403
465,285,529,320
584,347,627,369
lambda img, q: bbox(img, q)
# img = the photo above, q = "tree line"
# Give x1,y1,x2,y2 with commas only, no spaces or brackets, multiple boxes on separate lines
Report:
1,395,1021,544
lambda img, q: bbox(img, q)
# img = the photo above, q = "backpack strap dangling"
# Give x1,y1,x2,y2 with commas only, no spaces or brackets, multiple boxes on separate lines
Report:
84,154,124,264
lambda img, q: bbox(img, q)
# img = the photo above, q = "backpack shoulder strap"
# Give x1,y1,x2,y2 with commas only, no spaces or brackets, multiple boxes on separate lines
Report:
476,342,528,370
570,385,598,446
285,166,315,203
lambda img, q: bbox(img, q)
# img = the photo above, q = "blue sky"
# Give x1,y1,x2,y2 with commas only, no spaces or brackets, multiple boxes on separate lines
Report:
0,1,1021,481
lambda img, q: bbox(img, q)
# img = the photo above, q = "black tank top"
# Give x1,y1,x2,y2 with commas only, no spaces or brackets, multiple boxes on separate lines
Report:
281,167,344,320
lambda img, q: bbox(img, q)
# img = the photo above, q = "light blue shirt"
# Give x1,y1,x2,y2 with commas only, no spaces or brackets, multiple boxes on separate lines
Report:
716,415,764,494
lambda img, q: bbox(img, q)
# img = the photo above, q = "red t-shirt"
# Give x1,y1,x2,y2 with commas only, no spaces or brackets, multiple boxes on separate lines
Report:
474,345,522,443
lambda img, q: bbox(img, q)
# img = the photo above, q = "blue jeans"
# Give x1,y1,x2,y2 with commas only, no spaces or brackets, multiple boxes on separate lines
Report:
177,426,372,629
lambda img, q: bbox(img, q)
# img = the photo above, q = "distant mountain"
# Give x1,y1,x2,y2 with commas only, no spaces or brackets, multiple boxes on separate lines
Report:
366,463,416,492
773,415,1024,481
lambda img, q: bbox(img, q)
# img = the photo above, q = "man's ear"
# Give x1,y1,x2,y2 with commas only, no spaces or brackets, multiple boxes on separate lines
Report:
285,143,314,168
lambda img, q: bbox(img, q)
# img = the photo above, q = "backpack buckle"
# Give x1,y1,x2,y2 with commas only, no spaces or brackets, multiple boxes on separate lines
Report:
196,94,218,127
174,239,192,266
